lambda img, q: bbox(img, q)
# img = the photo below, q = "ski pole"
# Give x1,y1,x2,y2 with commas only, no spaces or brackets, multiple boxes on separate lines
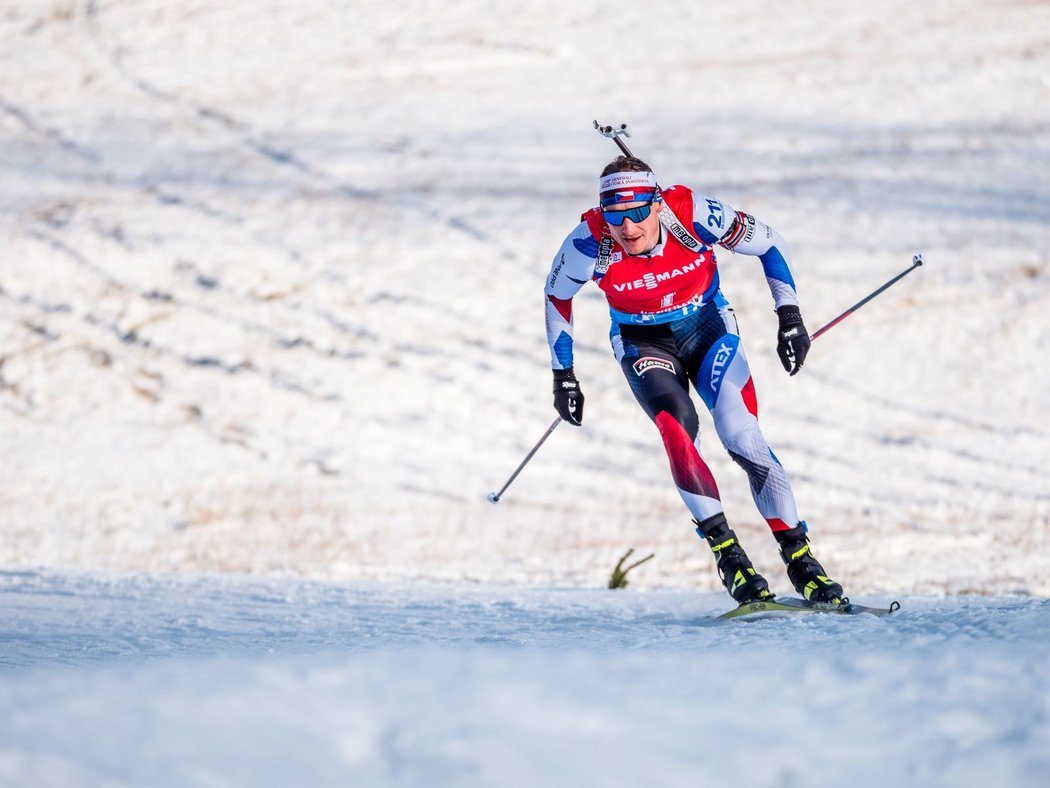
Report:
810,254,924,341
487,120,623,507
487,417,562,503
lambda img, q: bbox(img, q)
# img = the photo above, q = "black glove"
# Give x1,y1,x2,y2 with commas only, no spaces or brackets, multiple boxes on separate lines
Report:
776,305,810,376
552,368,585,425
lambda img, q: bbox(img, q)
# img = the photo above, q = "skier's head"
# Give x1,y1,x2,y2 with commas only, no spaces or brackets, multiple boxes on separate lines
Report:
599,156,662,256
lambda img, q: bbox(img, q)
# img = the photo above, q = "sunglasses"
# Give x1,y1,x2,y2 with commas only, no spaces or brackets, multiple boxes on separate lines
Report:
602,197,658,226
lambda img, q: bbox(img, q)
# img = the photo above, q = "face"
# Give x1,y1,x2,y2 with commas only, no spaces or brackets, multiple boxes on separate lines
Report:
604,200,662,256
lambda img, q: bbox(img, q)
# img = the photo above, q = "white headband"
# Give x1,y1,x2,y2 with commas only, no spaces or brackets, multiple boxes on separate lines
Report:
599,171,657,194
599,170,658,207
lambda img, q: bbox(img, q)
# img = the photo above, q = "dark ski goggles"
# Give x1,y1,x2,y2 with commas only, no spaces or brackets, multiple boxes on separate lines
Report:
602,199,657,226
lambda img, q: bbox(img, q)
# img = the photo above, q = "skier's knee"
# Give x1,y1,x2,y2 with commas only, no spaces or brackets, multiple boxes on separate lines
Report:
719,424,768,461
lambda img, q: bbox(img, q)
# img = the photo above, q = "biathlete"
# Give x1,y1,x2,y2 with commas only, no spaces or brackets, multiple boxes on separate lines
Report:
543,155,844,605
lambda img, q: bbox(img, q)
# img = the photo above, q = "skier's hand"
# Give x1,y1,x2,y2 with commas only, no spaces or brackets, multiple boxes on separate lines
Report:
552,368,585,425
776,305,810,376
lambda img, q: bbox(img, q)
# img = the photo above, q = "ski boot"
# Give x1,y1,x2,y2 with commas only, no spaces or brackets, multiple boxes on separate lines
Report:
774,523,844,603
695,513,773,604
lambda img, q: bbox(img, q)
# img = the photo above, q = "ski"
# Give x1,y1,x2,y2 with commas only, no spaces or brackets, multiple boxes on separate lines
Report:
719,597,901,621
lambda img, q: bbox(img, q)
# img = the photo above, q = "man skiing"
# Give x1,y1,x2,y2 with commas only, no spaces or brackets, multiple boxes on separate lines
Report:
544,155,844,605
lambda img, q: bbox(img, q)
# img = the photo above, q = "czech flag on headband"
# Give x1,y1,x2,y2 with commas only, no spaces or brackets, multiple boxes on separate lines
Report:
599,170,658,207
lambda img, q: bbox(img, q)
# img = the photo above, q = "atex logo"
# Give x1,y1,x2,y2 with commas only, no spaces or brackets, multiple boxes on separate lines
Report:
633,357,676,376
709,342,734,391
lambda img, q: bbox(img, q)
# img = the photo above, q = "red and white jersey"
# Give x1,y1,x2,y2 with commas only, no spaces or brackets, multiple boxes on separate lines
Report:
544,184,799,370
583,185,718,316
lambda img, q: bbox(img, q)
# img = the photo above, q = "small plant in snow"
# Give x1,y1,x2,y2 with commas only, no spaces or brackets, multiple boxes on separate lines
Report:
608,548,655,589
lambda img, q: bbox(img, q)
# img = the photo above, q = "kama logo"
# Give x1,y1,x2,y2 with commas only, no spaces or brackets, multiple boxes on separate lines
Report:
709,342,734,391
633,357,676,376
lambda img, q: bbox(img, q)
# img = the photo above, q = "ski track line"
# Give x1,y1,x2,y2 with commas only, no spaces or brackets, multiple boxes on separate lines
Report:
4,80,310,269
79,0,505,253
18,224,516,419
793,410,1048,481
1,265,351,465
7,6,329,272
22,229,370,370
805,368,1045,439
781,425,1048,500
0,93,101,164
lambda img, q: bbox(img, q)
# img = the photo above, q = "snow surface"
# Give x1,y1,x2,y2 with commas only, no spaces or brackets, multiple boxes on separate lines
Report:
1,0,1049,593
1,569,1049,787
1,1,1050,783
